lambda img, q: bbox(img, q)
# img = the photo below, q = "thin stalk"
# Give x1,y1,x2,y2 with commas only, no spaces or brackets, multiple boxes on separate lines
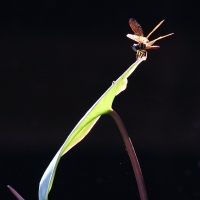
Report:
7,185,25,200
109,109,148,200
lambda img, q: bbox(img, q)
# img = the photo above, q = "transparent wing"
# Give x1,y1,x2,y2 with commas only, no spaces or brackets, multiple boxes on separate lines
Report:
129,18,144,36
126,34,149,43
126,34,141,42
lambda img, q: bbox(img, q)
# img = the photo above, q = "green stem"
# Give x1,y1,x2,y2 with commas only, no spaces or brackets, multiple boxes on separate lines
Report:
109,109,148,200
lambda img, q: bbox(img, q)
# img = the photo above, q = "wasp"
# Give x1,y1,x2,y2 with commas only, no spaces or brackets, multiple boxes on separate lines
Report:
127,18,173,59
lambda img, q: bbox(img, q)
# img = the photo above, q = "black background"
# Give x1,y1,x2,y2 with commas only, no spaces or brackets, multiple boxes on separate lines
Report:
1,0,200,200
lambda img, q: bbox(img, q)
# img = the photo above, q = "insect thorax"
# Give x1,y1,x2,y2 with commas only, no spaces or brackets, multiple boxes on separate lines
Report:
132,43,146,52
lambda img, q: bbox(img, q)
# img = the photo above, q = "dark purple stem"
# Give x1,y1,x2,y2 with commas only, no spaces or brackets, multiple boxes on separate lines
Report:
7,185,25,200
109,109,148,200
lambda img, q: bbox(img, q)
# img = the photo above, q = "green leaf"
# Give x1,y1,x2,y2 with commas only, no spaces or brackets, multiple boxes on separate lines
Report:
39,57,146,200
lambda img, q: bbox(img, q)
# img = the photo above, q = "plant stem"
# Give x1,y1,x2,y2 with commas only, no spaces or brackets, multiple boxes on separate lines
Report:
109,109,148,200
7,185,25,200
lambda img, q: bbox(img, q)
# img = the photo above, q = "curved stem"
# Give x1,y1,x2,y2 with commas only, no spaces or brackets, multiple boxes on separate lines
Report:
109,109,148,200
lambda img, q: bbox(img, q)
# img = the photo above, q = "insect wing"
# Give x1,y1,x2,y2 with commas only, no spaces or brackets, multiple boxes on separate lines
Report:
126,34,141,42
129,18,144,36
127,34,149,43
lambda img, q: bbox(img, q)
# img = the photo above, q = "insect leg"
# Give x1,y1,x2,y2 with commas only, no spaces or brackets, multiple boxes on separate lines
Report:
136,50,147,60
148,33,174,46
146,20,165,39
